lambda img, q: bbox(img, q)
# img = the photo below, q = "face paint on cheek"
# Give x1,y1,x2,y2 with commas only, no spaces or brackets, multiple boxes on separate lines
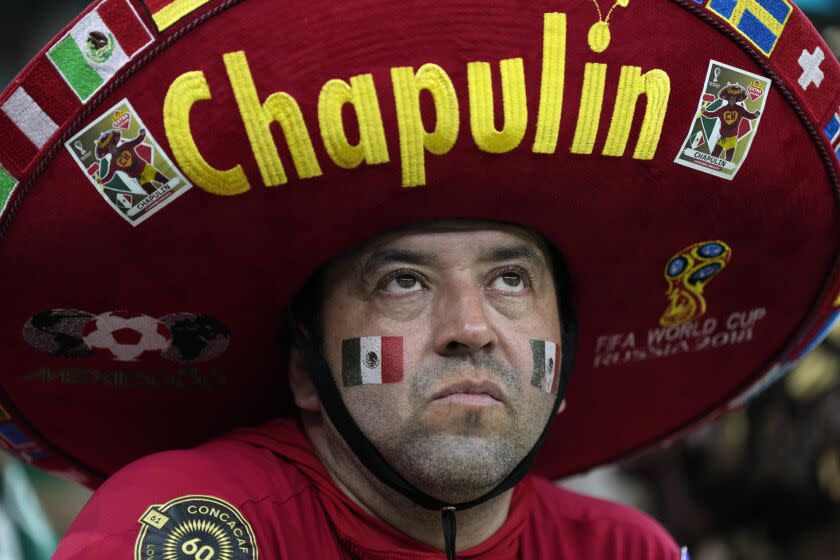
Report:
530,339,561,394
341,336,404,386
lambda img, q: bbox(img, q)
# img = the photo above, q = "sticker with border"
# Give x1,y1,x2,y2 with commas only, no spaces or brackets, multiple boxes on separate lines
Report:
66,99,192,226
135,495,258,560
674,60,771,180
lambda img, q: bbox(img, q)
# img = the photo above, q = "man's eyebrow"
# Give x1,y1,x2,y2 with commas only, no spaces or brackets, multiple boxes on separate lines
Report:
360,248,435,277
480,245,545,267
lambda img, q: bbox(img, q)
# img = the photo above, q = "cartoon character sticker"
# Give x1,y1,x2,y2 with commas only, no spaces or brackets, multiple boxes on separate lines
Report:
66,99,192,226
675,60,771,180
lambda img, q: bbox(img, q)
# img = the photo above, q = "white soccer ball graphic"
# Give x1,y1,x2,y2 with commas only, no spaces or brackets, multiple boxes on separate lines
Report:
82,311,172,362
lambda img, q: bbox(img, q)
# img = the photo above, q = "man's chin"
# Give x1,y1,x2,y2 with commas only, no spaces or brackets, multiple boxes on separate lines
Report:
384,431,524,498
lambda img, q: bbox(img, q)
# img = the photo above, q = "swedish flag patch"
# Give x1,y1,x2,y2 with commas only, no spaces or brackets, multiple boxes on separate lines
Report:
706,0,792,56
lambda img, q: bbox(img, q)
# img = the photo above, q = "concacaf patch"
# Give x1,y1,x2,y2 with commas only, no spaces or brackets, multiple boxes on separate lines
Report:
135,495,258,560
66,99,192,226
674,60,771,180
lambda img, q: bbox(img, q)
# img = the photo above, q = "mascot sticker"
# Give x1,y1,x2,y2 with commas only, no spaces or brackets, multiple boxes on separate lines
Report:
674,60,771,180
66,99,191,225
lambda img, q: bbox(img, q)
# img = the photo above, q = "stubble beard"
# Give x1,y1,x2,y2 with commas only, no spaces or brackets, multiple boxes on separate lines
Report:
365,354,553,503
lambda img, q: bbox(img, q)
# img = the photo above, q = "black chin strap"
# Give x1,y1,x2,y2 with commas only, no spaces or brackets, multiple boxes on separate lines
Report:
289,312,576,558
442,507,457,560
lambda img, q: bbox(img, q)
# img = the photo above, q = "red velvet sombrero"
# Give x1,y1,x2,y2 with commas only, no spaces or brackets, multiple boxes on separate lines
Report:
0,0,838,488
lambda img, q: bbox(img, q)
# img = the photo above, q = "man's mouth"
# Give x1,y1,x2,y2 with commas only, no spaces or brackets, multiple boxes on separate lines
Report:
430,379,506,406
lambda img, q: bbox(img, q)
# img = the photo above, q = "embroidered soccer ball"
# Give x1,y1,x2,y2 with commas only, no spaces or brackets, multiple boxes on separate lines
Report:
83,311,172,362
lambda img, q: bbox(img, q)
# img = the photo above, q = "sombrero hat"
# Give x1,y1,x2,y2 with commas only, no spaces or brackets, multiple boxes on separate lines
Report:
0,0,838,489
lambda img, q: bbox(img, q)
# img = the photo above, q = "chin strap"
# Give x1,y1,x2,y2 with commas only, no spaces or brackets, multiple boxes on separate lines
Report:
288,311,576,558
442,507,457,560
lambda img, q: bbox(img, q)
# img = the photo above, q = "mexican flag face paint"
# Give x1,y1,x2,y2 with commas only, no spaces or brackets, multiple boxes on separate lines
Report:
531,340,561,394
342,337,404,386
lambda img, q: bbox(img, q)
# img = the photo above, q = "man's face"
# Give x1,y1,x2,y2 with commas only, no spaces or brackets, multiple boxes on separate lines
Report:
318,223,563,502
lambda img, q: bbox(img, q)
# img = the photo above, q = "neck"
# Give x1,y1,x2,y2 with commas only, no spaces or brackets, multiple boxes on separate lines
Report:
300,411,514,552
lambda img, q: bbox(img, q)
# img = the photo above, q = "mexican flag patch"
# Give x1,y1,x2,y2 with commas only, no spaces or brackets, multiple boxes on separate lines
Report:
531,339,560,394
47,0,152,102
342,337,403,386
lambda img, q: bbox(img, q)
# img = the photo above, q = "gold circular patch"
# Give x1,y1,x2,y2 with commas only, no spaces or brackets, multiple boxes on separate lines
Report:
134,495,258,560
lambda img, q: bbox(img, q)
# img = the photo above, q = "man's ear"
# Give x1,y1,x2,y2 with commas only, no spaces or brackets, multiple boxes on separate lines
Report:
288,345,322,413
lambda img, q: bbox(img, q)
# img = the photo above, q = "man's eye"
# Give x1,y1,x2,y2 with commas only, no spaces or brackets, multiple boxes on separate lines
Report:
382,273,422,294
492,272,525,293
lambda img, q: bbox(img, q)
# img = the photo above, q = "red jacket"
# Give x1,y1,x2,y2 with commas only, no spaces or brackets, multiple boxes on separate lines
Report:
54,418,682,559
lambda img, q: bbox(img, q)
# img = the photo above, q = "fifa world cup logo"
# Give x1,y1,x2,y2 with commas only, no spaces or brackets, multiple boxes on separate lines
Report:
660,241,732,327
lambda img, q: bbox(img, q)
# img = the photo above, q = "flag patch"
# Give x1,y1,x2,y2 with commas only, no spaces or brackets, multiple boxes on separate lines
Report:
0,165,18,217
47,0,153,102
823,108,840,165
706,0,791,57
142,0,212,32
0,407,48,461
342,336,403,386
0,422,33,448
0,55,82,172
531,339,561,394
1,88,59,149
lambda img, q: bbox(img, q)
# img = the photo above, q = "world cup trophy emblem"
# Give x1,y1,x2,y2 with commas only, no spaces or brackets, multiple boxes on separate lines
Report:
660,241,732,327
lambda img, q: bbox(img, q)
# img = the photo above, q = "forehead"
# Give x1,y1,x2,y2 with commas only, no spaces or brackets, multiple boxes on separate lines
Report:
332,221,553,272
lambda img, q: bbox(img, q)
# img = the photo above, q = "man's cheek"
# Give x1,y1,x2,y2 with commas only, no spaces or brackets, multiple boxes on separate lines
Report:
340,336,404,386
529,339,562,394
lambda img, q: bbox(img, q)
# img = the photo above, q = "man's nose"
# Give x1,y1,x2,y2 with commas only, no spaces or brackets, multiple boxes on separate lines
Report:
432,279,498,356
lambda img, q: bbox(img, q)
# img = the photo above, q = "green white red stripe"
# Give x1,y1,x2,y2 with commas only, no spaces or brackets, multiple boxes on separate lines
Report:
531,339,561,394
47,0,152,102
342,336,404,386
0,165,18,216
